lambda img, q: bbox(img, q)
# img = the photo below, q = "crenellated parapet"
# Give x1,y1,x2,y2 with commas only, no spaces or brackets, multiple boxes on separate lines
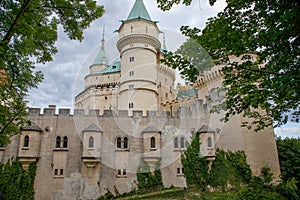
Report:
28,100,210,119
195,65,224,89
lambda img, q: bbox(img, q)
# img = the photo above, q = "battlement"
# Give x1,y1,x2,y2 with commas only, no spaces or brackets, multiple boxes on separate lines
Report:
28,99,209,119
196,65,224,88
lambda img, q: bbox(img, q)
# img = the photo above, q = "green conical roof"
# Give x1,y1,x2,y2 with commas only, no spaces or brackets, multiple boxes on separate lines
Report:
127,0,152,21
93,28,107,65
93,46,106,65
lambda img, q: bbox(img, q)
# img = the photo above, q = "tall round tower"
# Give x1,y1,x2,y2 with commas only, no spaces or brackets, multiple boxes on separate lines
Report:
117,0,161,115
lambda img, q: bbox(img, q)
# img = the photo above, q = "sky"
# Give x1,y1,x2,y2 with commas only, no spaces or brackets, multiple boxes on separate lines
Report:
27,0,299,138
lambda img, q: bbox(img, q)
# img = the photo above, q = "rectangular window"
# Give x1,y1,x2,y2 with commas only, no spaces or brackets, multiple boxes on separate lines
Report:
60,169,64,176
128,84,134,91
54,169,58,176
129,71,134,76
177,168,180,174
129,56,135,62
123,169,126,176
182,168,184,174
129,103,134,109
118,169,121,176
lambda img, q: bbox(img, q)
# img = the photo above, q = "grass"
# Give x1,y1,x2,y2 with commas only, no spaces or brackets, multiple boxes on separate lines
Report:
115,187,235,200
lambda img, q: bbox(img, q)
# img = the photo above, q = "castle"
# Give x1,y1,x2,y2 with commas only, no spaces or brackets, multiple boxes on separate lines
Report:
0,0,280,199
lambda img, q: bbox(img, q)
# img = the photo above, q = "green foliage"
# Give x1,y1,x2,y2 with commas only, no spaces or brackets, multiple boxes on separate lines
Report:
98,189,114,200
158,0,300,131
0,158,37,199
276,178,299,200
136,159,163,190
161,39,214,84
276,137,300,195
209,149,252,191
0,0,104,146
260,166,273,186
276,137,300,183
181,132,209,190
235,186,286,200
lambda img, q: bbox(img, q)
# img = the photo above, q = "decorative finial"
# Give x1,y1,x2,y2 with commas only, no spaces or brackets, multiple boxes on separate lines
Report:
101,26,105,49
162,32,167,52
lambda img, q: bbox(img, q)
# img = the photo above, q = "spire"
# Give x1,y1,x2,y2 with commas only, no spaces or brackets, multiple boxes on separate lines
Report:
161,32,168,53
93,27,107,65
101,26,105,50
127,0,152,21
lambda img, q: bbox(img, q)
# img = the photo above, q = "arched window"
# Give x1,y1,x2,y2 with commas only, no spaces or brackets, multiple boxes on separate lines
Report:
117,137,122,148
174,137,178,148
63,136,68,148
124,137,128,149
150,137,156,149
180,137,185,148
88,136,94,148
56,136,61,148
24,135,29,147
207,137,212,148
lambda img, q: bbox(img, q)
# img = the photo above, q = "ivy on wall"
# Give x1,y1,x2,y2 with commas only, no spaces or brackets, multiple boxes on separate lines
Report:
209,149,252,191
181,132,209,190
136,159,163,190
0,158,37,200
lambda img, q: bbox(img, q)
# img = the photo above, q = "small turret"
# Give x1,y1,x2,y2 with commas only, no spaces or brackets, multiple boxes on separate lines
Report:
90,27,107,73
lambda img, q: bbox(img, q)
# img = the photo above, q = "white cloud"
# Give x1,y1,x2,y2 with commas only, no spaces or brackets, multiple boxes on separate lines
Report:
274,123,300,138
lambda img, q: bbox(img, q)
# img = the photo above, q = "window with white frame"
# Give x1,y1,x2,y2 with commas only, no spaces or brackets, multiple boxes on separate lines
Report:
116,169,127,177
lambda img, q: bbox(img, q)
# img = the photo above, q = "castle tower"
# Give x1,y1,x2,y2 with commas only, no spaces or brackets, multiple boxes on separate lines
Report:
117,0,161,115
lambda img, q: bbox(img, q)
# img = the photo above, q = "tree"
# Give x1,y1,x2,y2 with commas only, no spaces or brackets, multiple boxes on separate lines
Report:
181,132,209,190
276,137,300,191
157,0,300,131
0,0,104,146
162,39,214,84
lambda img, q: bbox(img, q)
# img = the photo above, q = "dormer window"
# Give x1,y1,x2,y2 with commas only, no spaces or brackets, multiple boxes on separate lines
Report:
150,137,156,149
112,65,116,69
88,136,94,148
23,135,29,148
207,137,212,148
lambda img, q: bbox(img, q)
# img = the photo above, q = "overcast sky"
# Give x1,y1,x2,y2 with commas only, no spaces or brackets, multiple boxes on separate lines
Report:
27,0,299,138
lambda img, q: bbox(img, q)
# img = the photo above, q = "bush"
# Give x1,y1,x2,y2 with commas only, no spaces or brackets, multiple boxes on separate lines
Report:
276,178,299,200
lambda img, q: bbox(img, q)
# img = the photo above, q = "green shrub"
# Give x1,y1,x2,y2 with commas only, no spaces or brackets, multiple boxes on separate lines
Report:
276,178,299,200
0,158,37,200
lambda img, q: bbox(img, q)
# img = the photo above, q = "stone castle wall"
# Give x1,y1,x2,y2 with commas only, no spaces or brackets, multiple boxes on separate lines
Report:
0,100,281,200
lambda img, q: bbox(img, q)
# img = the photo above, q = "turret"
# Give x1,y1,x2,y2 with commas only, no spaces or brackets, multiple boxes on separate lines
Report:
117,0,161,115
